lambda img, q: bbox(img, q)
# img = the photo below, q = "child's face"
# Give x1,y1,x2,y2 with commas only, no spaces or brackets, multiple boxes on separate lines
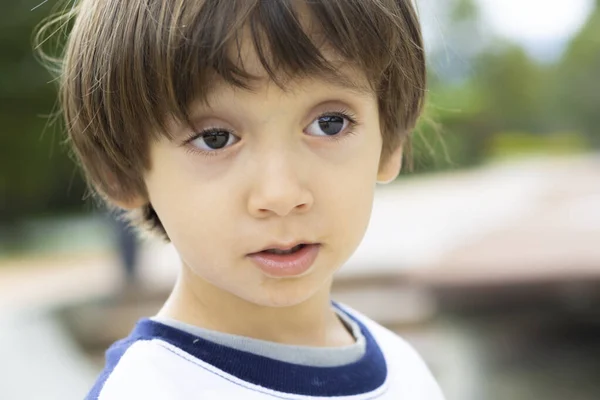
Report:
142,47,401,307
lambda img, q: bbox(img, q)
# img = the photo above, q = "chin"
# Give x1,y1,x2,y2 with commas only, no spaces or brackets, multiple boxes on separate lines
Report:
239,276,327,308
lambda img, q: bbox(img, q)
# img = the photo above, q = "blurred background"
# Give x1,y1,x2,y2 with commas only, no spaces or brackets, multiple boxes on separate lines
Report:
1,0,599,399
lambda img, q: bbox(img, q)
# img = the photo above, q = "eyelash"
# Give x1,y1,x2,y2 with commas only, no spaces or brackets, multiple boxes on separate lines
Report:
182,109,359,158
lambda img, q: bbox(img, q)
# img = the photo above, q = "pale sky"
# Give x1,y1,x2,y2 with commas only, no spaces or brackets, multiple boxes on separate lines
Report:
419,0,595,62
478,0,594,42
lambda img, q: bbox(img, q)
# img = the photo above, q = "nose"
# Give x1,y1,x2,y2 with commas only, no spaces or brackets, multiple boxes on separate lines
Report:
246,151,314,218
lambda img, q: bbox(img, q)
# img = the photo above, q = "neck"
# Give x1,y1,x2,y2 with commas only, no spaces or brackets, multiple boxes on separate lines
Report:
156,264,354,347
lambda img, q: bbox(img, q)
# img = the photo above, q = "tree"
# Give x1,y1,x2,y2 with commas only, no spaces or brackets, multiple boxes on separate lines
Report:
555,2,600,147
0,2,87,224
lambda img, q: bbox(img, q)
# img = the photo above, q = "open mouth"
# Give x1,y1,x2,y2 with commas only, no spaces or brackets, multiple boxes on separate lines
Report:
247,243,321,277
262,244,306,255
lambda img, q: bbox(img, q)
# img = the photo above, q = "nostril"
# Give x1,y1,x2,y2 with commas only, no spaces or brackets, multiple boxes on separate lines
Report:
293,204,309,213
248,190,312,217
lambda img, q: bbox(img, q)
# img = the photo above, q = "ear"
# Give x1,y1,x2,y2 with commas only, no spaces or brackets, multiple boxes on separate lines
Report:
377,144,403,184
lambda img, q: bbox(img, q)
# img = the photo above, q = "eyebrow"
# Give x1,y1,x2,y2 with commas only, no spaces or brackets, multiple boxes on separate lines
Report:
320,73,374,96
201,67,374,100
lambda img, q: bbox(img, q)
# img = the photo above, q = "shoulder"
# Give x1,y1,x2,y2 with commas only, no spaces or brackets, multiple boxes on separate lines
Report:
335,302,446,400
87,337,218,399
85,338,162,399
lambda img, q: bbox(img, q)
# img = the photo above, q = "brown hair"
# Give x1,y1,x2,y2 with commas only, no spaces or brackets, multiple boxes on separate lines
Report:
35,0,426,240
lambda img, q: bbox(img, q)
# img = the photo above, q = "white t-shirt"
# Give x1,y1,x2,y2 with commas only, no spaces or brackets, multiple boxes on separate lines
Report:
87,302,445,399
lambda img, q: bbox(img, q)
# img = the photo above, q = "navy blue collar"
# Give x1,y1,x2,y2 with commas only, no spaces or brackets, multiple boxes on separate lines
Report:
128,303,387,397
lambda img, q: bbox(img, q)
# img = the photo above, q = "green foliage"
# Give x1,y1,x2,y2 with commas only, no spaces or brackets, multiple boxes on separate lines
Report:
555,6,600,147
0,2,87,223
486,131,589,160
450,0,479,23
411,0,599,177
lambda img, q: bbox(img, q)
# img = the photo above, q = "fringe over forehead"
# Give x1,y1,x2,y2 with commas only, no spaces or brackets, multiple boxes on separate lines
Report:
52,0,425,235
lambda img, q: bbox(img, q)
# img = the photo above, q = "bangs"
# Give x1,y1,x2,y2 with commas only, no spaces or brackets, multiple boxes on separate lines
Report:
108,0,413,140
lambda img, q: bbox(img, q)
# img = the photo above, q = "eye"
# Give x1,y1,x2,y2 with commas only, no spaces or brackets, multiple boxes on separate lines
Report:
189,128,240,152
305,112,355,137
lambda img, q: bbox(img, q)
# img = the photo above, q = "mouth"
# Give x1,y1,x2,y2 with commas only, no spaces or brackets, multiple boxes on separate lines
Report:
259,243,307,255
247,243,321,278
250,242,317,256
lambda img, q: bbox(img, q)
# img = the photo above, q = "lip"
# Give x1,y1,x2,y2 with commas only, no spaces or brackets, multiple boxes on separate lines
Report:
247,243,321,278
252,241,315,253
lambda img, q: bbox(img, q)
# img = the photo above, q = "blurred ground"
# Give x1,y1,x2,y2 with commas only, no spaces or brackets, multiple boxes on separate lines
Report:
0,155,599,400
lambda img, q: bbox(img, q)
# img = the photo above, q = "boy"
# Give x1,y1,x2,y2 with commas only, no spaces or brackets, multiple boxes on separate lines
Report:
40,0,444,398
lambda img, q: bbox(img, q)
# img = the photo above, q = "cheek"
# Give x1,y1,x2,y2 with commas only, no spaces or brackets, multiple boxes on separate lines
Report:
330,165,377,234
144,148,238,258
318,132,381,250
147,175,241,285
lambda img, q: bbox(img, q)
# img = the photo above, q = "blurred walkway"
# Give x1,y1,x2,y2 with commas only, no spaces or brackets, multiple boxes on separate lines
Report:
0,311,98,400
0,252,120,314
411,154,600,292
